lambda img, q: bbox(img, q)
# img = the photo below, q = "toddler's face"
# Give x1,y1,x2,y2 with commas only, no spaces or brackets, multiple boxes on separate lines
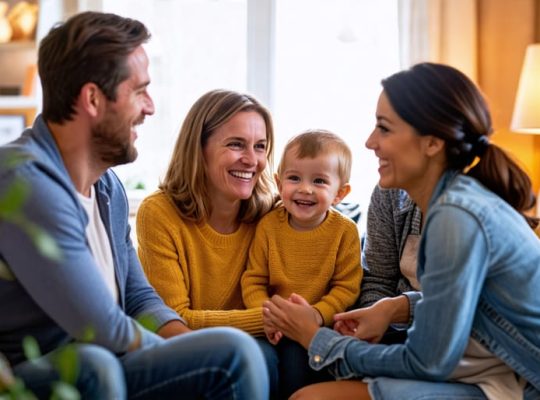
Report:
277,149,346,231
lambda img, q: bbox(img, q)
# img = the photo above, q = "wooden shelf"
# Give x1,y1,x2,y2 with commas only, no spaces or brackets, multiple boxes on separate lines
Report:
0,40,36,50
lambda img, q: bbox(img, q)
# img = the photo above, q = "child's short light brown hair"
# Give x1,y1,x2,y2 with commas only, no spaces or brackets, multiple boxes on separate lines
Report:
277,129,352,184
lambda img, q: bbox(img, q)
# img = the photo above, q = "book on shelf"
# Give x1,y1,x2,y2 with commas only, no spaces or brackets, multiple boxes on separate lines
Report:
0,86,20,95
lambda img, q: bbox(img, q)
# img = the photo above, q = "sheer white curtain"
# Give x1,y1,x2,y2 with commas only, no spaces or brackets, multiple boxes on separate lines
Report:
398,0,478,81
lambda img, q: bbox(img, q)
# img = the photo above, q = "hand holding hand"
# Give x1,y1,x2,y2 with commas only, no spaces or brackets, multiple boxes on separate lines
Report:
289,293,323,326
264,325,283,345
263,293,321,349
262,302,282,344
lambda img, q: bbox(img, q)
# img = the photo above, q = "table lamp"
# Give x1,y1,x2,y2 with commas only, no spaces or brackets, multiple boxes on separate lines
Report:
510,43,540,218
511,44,540,134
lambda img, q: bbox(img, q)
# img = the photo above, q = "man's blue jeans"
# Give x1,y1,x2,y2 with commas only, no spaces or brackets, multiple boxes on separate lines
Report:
13,343,126,399
123,327,268,399
14,327,268,399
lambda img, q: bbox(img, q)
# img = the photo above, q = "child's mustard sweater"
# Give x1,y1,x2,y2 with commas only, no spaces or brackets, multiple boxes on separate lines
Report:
136,191,264,335
241,206,362,326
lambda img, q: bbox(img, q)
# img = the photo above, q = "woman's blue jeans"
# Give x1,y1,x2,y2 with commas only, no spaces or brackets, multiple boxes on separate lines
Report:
366,376,487,400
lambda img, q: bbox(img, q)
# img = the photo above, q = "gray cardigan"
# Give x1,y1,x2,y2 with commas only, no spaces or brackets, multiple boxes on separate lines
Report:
356,186,422,308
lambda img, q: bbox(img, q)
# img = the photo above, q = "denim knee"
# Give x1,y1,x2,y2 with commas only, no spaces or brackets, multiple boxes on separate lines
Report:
72,344,126,400
13,343,126,400
210,328,269,387
179,327,269,400
209,327,270,400
121,326,269,400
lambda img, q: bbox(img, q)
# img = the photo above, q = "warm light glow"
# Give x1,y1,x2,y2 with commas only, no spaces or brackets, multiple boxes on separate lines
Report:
511,44,540,134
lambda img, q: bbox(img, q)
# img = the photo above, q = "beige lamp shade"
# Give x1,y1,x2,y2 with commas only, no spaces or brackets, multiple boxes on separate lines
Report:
511,44,540,134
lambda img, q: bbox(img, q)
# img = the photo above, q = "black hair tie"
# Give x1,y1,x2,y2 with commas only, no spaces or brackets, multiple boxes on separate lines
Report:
473,135,490,157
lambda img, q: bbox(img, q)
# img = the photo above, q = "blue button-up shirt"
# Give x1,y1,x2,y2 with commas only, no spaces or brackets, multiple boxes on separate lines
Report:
0,115,181,366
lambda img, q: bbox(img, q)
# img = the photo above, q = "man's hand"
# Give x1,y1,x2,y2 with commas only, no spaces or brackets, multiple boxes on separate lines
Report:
157,320,192,338
127,319,191,352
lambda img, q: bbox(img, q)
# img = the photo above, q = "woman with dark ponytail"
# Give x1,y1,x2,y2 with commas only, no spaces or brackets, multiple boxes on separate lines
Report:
379,62,537,229
262,63,540,400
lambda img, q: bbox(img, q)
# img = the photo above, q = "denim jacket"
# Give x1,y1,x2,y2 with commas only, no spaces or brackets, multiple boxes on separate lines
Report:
308,171,540,397
0,116,180,366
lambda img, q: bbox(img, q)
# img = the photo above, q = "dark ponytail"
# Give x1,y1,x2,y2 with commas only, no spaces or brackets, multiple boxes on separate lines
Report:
468,145,538,228
382,62,538,229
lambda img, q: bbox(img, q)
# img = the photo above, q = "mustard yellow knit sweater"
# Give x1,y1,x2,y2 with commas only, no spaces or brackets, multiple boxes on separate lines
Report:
241,206,362,326
136,191,264,335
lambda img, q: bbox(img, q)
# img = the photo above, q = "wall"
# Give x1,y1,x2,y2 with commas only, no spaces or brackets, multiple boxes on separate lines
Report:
478,0,540,195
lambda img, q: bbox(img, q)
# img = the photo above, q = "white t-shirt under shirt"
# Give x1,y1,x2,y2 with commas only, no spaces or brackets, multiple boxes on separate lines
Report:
77,186,119,303
400,234,524,400
451,338,525,400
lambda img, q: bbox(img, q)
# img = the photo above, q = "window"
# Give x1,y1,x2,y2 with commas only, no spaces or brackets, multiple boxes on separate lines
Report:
273,0,399,210
93,0,400,223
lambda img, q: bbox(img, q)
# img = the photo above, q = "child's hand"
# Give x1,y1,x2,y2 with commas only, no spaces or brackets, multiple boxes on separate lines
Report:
265,326,283,345
263,295,321,349
263,299,282,344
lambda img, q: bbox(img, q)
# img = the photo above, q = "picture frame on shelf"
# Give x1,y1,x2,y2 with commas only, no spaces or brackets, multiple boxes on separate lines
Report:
0,107,34,145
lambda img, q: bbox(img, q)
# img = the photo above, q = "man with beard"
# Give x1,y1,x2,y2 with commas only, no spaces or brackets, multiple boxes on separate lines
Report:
0,11,268,400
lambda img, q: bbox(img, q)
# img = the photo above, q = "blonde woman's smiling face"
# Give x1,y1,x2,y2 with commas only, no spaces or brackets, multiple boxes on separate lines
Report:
203,111,268,205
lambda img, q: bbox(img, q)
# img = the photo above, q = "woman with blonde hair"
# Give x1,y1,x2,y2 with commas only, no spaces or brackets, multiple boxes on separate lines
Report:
137,89,275,334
